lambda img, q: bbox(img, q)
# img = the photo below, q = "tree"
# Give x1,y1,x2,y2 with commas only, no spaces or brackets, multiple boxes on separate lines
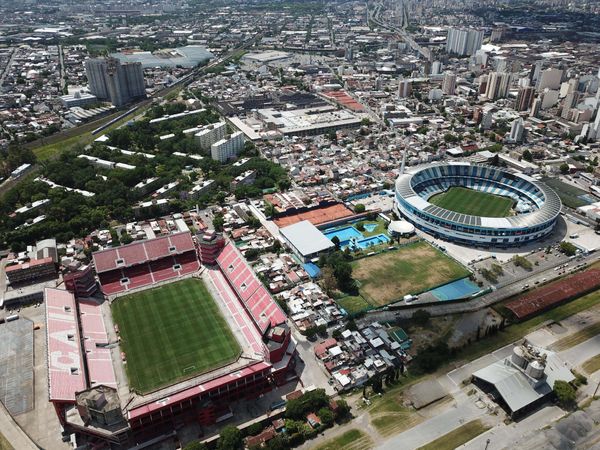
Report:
217,425,242,450
183,441,208,450
321,266,338,296
331,235,341,249
412,309,431,327
559,163,570,175
317,407,335,427
354,203,366,214
553,380,576,409
522,149,533,162
559,241,577,256
335,399,350,418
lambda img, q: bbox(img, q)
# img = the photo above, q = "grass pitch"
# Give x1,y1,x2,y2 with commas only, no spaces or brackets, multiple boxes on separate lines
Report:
429,187,514,217
352,241,470,306
111,278,241,393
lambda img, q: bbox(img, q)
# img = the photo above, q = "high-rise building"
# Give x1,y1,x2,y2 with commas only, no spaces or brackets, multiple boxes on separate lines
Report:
211,132,245,162
398,79,412,98
431,61,443,76
446,28,484,56
442,72,457,95
85,57,145,107
516,86,536,111
508,118,525,143
195,122,227,150
485,72,512,100
537,68,563,91
530,97,542,118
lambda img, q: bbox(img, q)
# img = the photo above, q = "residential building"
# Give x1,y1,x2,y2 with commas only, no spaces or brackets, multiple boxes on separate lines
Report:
85,57,145,107
446,27,484,56
210,131,245,162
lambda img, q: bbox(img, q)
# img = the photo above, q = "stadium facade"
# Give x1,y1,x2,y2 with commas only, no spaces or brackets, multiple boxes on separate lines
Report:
45,232,296,447
394,163,561,247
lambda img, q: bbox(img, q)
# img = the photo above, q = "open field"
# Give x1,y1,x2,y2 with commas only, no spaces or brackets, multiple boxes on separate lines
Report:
542,177,590,209
111,278,241,393
367,386,425,436
416,419,490,450
315,429,373,450
337,295,371,314
582,354,600,375
428,187,514,217
352,241,470,305
552,321,600,351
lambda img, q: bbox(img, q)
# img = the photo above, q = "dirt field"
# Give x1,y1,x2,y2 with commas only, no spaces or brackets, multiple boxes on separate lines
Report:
352,241,470,306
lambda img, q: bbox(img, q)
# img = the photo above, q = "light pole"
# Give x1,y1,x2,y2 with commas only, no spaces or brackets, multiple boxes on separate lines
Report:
485,438,491,450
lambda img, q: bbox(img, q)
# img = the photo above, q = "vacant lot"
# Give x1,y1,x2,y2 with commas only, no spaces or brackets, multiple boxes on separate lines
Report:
416,419,490,450
551,322,600,351
582,354,600,375
315,429,373,450
429,186,514,217
111,278,240,393
352,241,470,305
337,295,371,314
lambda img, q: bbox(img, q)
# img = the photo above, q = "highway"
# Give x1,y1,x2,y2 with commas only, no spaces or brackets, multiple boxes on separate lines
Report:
369,1,432,61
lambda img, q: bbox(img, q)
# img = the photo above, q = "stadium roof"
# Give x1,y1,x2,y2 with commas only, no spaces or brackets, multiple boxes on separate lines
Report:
45,288,86,402
93,231,195,273
280,220,335,257
396,163,561,229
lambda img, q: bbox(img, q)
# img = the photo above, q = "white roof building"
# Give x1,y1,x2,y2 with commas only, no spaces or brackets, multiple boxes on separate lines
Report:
279,220,335,262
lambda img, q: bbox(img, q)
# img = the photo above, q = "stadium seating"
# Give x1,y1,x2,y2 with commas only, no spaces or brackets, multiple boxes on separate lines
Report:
93,232,201,296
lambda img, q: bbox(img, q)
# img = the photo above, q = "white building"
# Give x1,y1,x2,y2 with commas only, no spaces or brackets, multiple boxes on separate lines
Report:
446,28,484,56
537,68,563,91
508,118,525,143
195,122,227,150
210,131,245,163
442,72,456,95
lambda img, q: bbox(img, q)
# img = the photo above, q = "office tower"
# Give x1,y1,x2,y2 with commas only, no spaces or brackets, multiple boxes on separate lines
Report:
485,72,512,100
85,57,145,107
516,86,535,111
561,92,582,119
509,118,524,143
442,72,456,95
537,68,563,90
481,111,493,130
431,61,443,76
446,28,484,56
211,132,245,162
398,79,412,98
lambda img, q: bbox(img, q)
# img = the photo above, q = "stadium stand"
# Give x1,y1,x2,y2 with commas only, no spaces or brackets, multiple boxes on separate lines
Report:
93,232,200,295
217,243,286,333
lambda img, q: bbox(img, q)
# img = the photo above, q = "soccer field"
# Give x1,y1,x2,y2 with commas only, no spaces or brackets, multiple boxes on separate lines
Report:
111,278,241,393
352,241,471,306
429,187,514,217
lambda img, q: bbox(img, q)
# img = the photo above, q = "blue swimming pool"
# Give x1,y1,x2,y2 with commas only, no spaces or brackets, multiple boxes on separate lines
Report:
323,226,362,247
355,234,390,249
430,278,480,301
323,225,390,250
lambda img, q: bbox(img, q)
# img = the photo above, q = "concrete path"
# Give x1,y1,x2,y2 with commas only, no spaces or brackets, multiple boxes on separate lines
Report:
0,401,38,450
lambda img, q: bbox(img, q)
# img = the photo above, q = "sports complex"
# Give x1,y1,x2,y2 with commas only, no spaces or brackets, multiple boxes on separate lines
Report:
394,163,562,248
44,231,295,447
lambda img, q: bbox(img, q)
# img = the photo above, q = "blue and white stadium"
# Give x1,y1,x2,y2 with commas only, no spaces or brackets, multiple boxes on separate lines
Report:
394,163,562,247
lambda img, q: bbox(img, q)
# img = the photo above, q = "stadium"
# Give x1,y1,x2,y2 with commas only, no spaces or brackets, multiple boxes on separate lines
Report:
45,231,295,447
394,163,562,247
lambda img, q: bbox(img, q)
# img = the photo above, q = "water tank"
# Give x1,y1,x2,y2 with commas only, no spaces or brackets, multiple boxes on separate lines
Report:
526,360,545,379
511,346,527,369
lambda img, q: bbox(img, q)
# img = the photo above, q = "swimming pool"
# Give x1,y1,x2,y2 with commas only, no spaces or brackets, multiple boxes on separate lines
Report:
323,226,363,247
355,234,390,249
430,278,480,301
323,225,390,250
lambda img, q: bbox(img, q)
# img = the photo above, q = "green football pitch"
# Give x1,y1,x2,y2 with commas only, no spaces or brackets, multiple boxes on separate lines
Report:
428,187,514,217
111,278,241,393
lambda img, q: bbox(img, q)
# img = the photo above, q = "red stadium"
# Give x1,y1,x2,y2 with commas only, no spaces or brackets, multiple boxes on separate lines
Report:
45,232,297,447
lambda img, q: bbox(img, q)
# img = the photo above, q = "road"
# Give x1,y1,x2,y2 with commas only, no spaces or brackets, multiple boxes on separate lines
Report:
0,47,16,86
369,1,432,61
